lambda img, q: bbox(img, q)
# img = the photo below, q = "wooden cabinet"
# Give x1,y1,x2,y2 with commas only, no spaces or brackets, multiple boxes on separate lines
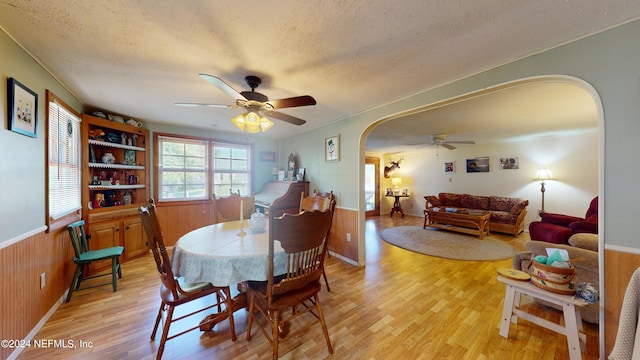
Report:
82,114,149,264
87,219,120,270
123,216,147,259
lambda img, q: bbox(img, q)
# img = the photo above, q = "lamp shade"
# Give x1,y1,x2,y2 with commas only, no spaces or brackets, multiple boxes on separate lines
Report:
535,168,552,181
231,112,274,133
391,177,402,188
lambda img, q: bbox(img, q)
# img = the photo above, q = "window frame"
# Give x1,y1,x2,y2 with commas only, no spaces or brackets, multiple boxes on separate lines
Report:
45,91,82,232
154,132,253,203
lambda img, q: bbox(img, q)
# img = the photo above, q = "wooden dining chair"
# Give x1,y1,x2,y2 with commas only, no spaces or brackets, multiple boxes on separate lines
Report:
245,209,334,359
300,190,336,291
65,220,124,303
213,193,255,223
139,199,236,360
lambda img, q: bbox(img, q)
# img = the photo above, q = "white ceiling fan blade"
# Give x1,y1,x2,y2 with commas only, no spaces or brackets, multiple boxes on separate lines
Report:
174,102,239,108
199,74,247,100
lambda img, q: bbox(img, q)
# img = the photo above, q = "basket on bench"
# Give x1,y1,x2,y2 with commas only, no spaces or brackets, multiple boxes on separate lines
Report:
528,261,576,295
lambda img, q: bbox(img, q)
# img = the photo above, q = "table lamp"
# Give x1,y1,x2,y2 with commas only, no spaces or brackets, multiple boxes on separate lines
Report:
535,168,552,213
391,177,402,194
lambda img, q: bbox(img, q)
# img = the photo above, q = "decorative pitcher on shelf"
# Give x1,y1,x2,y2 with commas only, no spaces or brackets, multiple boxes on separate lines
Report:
102,152,115,164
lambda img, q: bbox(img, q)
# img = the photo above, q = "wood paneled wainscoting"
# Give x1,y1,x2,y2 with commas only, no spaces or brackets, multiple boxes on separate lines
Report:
604,247,640,356
327,207,358,264
0,227,75,360
155,202,360,264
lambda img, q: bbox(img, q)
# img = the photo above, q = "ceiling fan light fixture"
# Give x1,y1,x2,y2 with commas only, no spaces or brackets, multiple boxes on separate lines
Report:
231,111,274,133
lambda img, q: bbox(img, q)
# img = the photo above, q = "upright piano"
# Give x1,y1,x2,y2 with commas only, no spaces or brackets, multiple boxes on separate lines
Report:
255,181,309,217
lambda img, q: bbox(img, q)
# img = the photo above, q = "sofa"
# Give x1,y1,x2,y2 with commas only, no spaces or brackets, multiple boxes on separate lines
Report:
529,196,598,244
424,192,528,236
512,233,599,324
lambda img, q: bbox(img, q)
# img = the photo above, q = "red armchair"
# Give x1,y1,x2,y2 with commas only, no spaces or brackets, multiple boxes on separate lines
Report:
528,196,598,244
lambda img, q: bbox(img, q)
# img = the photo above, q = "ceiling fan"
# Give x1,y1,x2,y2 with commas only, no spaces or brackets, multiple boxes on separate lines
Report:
411,134,476,150
175,74,316,126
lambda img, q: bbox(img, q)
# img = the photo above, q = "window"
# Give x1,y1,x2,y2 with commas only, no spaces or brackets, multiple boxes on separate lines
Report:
156,134,252,202
212,142,251,197
47,91,82,221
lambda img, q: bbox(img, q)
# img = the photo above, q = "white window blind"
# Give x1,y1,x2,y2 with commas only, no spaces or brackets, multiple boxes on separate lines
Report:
48,100,81,219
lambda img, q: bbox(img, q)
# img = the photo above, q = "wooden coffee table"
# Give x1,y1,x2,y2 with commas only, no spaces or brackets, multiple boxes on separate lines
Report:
423,208,491,239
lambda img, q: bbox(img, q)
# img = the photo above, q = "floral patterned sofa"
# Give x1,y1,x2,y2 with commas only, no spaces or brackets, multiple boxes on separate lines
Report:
424,192,529,236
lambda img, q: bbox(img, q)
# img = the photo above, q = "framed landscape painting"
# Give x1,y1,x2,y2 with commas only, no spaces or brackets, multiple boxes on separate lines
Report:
466,157,490,172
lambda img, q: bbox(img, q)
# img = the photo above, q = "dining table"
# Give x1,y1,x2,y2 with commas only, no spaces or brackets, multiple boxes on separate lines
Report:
171,219,288,331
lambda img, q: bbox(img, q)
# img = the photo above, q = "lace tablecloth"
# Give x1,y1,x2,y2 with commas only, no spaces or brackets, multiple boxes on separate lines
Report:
172,221,288,287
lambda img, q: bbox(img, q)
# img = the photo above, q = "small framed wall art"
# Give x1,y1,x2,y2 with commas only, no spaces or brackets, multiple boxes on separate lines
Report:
499,157,519,169
444,161,455,173
325,134,340,162
7,77,38,138
259,151,276,162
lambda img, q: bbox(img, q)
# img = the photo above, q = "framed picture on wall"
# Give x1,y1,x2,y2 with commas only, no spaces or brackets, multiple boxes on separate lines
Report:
466,157,490,172
444,161,455,173
499,157,519,169
259,151,276,162
7,77,38,138
325,134,340,161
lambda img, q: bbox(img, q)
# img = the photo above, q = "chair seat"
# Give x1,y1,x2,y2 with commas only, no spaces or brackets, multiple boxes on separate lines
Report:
75,246,124,263
248,277,322,309
160,278,216,304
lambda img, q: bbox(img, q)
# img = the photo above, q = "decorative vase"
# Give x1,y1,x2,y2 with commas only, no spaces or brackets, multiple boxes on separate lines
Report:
102,152,115,164
123,191,132,205
249,211,267,234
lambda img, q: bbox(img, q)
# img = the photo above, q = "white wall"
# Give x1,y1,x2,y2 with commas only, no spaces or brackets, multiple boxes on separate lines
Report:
377,131,598,230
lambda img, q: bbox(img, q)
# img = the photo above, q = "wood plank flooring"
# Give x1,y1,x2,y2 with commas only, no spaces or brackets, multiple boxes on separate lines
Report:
17,215,599,359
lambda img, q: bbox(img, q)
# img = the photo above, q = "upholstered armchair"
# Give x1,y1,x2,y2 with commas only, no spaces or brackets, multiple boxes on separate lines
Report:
528,196,598,244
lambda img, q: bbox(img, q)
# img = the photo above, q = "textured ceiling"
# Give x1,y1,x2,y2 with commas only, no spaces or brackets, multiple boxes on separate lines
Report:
0,1,638,149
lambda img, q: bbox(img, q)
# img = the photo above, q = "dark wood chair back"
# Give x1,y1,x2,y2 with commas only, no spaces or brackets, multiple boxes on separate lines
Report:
299,190,334,212
213,193,255,222
267,209,333,299
138,199,181,300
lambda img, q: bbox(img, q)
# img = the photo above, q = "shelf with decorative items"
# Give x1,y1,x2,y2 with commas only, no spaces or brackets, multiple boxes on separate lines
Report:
81,113,149,263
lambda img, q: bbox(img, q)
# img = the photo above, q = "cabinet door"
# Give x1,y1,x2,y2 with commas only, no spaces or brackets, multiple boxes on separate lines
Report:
124,216,147,259
88,220,120,271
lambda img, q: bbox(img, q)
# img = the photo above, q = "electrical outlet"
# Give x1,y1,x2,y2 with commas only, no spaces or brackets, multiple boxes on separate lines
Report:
449,177,452,182
40,272,46,289
346,233,351,242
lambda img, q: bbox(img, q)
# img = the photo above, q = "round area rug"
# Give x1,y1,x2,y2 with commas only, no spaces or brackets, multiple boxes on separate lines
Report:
380,226,516,261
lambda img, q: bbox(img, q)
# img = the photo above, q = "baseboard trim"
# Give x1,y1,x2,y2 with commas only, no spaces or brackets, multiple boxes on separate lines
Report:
7,292,67,360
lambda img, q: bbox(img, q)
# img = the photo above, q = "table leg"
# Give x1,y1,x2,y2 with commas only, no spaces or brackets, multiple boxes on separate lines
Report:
199,292,247,332
499,284,517,338
562,301,585,360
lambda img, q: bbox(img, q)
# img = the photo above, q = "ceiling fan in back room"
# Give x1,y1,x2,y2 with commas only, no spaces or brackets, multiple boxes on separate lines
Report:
406,134,476,156
175,74,316,133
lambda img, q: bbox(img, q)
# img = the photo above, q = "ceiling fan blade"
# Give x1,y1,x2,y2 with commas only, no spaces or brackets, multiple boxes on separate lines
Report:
441,143,457,150
174,102,239,108
266,111,307,126
446,140,476,144
199,74,247,100
267,95,316,110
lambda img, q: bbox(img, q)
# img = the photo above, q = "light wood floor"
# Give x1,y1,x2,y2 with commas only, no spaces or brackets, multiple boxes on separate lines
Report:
18,215,599,360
